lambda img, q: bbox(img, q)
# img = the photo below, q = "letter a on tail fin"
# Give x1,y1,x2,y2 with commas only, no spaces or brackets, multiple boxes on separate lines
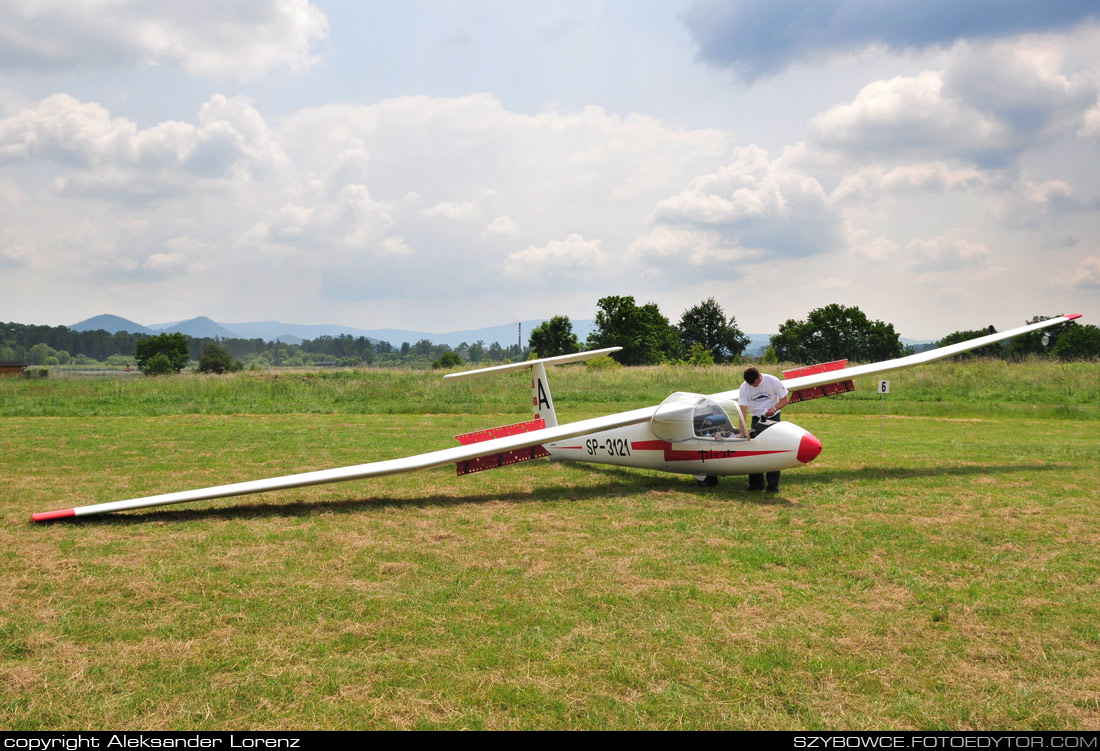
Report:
533,362,556,426
443,347,621,429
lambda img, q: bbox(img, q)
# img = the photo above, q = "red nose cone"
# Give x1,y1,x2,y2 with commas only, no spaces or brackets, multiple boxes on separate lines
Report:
797,432,822,464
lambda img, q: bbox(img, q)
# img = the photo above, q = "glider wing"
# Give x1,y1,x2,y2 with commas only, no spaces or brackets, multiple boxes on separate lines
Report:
713,314,1083,399
32,405,655,521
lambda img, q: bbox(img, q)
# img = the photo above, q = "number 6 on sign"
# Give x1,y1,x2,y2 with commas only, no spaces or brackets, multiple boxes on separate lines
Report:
879,380,890,394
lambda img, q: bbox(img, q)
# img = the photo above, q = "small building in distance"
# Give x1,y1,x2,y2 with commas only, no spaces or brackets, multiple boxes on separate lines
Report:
0,360,25,377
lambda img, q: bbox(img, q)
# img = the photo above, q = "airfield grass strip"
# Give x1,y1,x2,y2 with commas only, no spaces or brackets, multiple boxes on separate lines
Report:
2,358,1097,419
1,360,1097,729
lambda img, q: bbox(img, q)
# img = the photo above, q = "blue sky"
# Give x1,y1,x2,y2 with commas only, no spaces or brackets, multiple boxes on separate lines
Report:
1,0,1098,339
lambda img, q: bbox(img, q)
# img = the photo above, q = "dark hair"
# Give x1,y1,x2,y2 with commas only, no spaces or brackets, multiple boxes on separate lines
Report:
743,367,760,384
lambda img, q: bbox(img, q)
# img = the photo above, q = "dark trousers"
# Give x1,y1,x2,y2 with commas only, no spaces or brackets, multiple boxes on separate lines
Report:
748,412,781,490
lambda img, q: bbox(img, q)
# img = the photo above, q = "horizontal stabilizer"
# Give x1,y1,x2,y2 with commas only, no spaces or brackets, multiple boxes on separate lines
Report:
442,347,622,381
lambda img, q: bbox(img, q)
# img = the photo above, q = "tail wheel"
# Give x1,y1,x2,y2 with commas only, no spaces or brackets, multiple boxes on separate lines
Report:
696,475,719,487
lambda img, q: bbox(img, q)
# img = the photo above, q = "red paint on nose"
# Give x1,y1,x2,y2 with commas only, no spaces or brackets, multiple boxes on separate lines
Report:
797,432,822,464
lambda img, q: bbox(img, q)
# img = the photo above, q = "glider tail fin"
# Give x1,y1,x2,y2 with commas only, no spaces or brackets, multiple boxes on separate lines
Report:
532,362,557,427
442,346,623,429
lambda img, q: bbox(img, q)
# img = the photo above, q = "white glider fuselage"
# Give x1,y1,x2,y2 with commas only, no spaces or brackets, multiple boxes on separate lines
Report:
543,417,820,477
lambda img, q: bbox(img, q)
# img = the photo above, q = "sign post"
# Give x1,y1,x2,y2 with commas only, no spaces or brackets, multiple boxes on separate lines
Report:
878,380,889,452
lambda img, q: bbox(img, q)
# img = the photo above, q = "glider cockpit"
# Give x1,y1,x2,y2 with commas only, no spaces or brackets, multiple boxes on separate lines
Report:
651,392,748,443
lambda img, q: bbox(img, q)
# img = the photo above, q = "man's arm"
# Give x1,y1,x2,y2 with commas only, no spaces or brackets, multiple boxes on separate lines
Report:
766,394,789,417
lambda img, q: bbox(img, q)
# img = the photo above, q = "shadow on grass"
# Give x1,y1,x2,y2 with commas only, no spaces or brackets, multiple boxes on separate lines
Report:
799,462,1061,484
54,461,1059,525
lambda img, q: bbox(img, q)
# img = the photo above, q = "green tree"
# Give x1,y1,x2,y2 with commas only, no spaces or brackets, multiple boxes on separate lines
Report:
467,340,487,362
29,342,53,365
587,296,679,365
678,297,750,364
1003,315,1076,360
529,315,581,358
432,351,464,369
1050,323,1100,360
770,304,904,363
135,332,189,375
684,342,715,366
197,342,243,374
141,352,176,376
937,326,1003,359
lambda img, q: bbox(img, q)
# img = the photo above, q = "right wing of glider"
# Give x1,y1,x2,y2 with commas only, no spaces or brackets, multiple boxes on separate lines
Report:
713,314,1083,400
31,404,656,521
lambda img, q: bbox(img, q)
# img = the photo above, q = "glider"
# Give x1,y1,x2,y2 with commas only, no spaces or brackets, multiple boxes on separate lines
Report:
32,314,1082,522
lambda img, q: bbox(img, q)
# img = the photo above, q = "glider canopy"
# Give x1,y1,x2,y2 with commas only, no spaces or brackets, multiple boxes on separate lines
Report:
651,392,747,443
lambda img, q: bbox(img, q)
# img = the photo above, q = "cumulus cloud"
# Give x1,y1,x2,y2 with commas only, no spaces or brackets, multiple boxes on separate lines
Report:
483,215,521,237
626,226,757,282
0,91,731,317
248,185,396,250
831,162,993,204
682,0,1097,81
0,93,285,197
943,34,1096,139
811,29,1100,166
988,175,1096,231
502,234,606,279
1071,256,1100,288
0,228,34,268
843,218,900,262
904,232,992,273
1079,99,1100,140
811,72,1008,162
0,0,328,80
424,201,482,221
650,145,839,258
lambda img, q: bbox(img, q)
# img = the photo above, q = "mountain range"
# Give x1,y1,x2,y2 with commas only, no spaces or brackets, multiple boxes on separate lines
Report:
69,314,782,355
69,314,930,356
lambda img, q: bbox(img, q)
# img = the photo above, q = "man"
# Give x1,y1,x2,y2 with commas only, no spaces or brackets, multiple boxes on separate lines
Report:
738,366,790,493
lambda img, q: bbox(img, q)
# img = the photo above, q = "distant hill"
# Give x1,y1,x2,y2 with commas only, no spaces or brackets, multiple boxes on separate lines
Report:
70,314,154,335
360,319,598,349
223,321,380,343
151,317,240,339
64,314,839,354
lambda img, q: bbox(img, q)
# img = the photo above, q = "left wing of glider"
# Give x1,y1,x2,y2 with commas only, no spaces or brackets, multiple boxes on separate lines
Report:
713,314,1083,400
31,405,657,521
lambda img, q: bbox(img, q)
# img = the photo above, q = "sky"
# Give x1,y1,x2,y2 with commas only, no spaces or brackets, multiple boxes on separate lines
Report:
1,0,1098,340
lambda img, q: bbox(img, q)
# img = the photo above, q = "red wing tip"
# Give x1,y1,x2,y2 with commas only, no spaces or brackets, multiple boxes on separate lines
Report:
32,509,76,522
1066,313,1083,320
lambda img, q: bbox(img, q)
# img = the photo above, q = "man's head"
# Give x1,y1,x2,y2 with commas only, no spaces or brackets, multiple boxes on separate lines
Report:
743,367,761,386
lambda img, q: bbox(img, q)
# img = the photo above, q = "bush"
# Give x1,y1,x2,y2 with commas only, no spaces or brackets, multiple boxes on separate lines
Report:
432,352,464,369
197,342,243,374
135,333,189,375
585,355,622,370
685,343,715,367
1051,324,1100,360
141,352,176,376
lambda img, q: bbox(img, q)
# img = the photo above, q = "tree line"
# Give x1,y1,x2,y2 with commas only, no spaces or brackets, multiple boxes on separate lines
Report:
4,302,1098,376
0,321,527,370
529,298,1099,364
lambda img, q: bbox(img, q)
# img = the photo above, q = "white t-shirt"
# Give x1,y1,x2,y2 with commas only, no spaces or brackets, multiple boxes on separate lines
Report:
738,374,789,417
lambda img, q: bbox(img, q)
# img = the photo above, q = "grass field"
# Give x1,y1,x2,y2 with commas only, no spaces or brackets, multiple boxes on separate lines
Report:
1,360,1097,729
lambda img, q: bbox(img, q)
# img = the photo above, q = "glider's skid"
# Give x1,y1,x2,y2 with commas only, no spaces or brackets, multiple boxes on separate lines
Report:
31,315,1082,521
